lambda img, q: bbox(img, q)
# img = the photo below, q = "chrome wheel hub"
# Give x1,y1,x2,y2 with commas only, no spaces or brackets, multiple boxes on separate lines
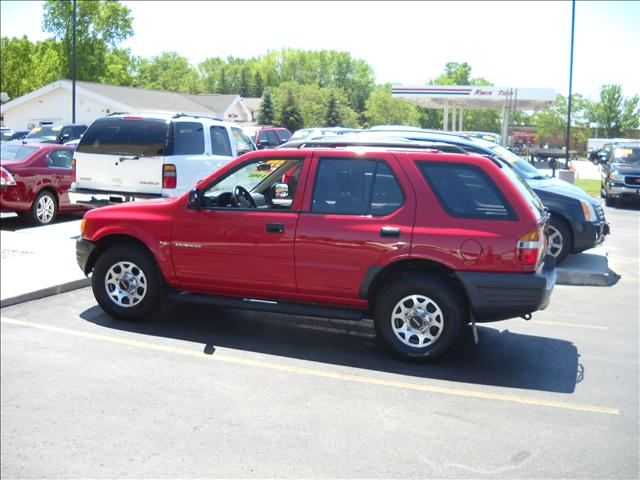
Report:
36,195,55,224
104,261,147,308
391,295,444,347
547,225,563,257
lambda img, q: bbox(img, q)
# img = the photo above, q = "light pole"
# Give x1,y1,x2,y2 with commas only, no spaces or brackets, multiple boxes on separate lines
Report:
72,0,77,123
565,0,576,168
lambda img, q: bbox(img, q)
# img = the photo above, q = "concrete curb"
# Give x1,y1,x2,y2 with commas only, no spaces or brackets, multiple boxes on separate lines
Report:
0,278,90,308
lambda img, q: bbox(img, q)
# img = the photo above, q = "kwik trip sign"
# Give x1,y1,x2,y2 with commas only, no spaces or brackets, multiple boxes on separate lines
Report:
392,86,516,98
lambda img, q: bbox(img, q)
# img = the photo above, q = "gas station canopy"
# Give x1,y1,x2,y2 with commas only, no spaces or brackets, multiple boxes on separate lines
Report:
391,86,555,144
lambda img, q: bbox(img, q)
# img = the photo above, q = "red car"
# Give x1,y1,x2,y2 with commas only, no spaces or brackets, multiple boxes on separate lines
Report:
77,139,555,361
1,143,84,225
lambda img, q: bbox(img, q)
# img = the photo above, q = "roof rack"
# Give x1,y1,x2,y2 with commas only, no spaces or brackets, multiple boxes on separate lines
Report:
279,138,468,154
172,113,224,121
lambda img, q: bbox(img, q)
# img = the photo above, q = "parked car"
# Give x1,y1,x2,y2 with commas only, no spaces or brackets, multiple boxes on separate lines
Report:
289,127,359,142
0,143,84,224
77,139,555,362
71,113,255,208
344,129,609,264
600,143,640,206
241,126,291,149
461,131,502,144
1,129,30,143
22,124,88,144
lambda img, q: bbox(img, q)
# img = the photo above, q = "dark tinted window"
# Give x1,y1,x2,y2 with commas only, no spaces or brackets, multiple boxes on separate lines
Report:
210,126,232,156
77,117,167,157
371,162,404,215
265,131,280,146
174,122,204,155
312,158,402,216
418,162,514,219
277,129,291,141
49,149,73,168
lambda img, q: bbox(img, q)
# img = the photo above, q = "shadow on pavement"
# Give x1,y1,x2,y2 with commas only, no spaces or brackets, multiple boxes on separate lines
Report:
0,212,85,232
81,301,580,395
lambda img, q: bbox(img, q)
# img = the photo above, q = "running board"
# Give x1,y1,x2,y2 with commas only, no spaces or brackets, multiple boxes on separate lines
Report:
168,291,364,321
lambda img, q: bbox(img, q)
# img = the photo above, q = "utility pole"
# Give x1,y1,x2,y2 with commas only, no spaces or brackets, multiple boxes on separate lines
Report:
72,0,77,123
565,0,576,168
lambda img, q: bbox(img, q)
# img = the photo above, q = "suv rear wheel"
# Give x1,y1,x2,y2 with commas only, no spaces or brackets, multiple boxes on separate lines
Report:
374,274,465,362
92,244,163,320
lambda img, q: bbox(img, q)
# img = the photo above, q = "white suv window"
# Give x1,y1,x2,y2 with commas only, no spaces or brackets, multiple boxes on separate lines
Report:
174,122,204,155
210,126,232,156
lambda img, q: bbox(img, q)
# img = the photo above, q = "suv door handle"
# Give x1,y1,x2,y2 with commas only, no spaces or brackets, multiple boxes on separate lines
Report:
266,223,285,233
119,156,139,162
380,227,401,238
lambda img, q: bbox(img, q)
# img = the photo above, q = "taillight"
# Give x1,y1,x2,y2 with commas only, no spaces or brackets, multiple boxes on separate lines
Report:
0,166,16,186
516,227,543,267
71,158,76,182
163,164,177,189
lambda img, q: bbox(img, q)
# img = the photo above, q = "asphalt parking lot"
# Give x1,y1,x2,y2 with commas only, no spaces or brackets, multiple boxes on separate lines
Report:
1,203,638,479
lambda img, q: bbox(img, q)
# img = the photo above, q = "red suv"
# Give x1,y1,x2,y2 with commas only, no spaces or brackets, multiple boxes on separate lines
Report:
77,140,555,361
243,126,291,149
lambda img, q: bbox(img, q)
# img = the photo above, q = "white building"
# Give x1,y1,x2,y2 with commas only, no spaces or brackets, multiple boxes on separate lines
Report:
0,80,261,130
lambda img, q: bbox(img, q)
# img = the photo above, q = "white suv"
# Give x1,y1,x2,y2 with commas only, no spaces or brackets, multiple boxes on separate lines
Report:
71,113,255,206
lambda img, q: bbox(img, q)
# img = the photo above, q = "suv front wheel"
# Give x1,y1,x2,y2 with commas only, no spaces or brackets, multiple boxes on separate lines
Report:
374,274,465,362
92,244,163,320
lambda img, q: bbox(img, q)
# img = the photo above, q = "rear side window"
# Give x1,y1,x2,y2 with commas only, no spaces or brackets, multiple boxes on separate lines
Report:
0,144,38,160
210,126,232,156
48,149,73,168
417,162,515,220
173,122,204,155
77,117,167,157
312,158,403,216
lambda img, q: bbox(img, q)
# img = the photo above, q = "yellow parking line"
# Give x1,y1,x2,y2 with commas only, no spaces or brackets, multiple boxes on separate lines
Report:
529,320,607,331
1,316,619,415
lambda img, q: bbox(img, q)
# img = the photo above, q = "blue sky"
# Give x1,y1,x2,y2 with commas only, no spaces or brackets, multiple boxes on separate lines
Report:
1,0,638,100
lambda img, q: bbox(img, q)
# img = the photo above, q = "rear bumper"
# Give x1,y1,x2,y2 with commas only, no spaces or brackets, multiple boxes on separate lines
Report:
456,254,556,322
69,188,162,208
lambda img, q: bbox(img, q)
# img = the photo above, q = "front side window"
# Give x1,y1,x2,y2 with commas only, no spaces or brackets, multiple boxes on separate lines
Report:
231,127,255,154
418,162,515,220
173,122,204,155
210,126,232,156
312,158,403,216
202,158,304,210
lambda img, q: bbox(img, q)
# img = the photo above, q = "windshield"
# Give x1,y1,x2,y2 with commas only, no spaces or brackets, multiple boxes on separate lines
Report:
26,125,60,140
612,147,640,164
489,145,547,180
1,144,38,161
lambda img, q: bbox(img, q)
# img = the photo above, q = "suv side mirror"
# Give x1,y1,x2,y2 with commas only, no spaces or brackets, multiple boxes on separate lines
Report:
59,133,70,143
257,139,270,150
188,188,203,209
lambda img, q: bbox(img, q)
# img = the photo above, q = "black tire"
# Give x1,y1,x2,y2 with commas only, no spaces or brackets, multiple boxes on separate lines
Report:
30,190,57,225
373,274,466,362
548,217,572,265
600,183,605,198
92,244,163,320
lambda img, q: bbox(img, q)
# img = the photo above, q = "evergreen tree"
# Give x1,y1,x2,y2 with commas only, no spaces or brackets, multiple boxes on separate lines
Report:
253,71,264,97
325,92,342,126
279,89,304,131
258,88,275,125
239,68,250,97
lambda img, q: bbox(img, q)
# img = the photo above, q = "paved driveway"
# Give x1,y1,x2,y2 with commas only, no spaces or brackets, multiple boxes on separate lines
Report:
1,204,638,479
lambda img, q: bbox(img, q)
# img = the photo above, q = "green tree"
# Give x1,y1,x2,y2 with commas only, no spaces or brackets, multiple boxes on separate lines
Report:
588,85,639,137
253,71,264,97
325,92,342,126
258,88,275,125
43,0,133,82
278,89,304,131
364,86,419,127
135,52,200,93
